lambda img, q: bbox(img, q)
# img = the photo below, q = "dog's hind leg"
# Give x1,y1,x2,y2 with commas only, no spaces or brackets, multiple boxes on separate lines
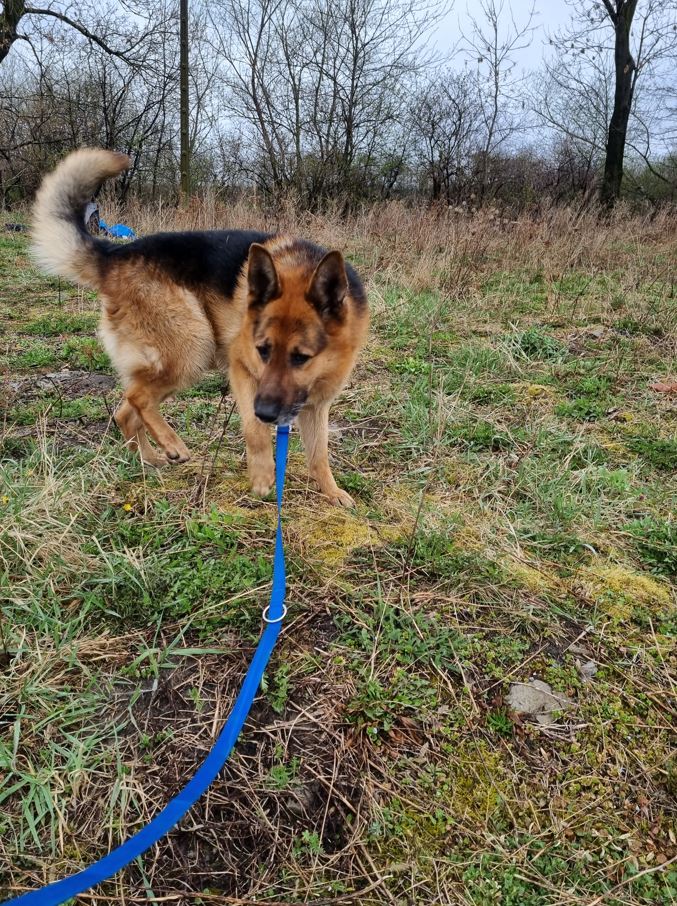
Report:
125,378,190,464
115,398,167,467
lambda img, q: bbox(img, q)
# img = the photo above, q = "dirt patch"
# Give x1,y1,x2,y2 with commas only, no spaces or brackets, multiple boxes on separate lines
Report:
4,370,117,401
566,325,612,354
120,656,365,897
3,419,112,452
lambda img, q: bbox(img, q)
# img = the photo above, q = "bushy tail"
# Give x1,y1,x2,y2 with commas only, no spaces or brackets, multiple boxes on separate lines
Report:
31,148,130,286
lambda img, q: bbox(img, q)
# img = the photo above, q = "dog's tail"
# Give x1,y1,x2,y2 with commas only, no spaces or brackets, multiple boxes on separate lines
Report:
31,148,131,286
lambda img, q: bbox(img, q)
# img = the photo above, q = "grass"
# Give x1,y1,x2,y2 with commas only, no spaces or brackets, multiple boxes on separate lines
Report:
1,202,676,904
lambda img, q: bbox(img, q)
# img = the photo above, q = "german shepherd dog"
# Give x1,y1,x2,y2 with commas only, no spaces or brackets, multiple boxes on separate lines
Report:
31,149,368,506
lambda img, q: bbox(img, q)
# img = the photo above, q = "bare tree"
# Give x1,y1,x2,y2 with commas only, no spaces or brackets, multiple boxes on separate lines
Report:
545,0,677,207
206,0,442,205
538,54,612,158
179,0,189,201
410,70,482,203
1,0,154,66
459,0,535,202
0,0,183,204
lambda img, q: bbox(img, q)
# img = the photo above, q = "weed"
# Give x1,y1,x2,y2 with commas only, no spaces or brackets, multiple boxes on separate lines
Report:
336,601,466,671
626,435,677,472
614,316,664,338
263,663,292,715
486,709,513,737
267,754,300,791
628,518,677,577
555,397,609,420
338,470,374,500
345,670,438,738
502,326,567,362
292,830,323,859
446,418,516,451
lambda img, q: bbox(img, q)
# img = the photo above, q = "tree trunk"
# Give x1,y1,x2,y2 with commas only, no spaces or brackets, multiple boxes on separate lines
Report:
179,0,190,204
600,0,638,208
0,0,25,63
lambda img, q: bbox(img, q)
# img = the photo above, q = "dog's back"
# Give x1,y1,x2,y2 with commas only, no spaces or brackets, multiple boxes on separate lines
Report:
108,230,271,300
31,149,269,298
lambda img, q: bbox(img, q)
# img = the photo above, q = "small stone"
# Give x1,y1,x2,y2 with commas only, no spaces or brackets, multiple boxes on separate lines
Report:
576,659,597,682
506,679,575,726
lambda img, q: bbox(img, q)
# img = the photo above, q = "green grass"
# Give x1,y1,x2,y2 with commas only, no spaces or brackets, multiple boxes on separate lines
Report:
61,336,111,371
4,340,61,369
22,312,99,336
10,395,109,426
626,435,677,472
1,219,676,903
1,336,111,372
629,517,677,577
501,325,568,362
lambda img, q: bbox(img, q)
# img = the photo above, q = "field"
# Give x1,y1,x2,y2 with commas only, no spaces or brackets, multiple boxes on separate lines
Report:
1,201,676,905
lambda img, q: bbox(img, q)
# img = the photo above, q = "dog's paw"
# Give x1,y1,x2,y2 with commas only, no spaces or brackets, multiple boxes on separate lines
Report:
252,479,274,497
141,451,169,468
164,441,190,464
326,488,356,508
250,466,275,498
166,451,190,464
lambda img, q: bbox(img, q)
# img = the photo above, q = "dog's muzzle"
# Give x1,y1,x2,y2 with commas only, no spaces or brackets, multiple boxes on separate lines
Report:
254,396,281,424
254,395,305,426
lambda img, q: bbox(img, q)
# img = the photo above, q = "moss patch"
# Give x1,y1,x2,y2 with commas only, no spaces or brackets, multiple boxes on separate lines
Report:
504,558,561,595
511,381,558,404
576,562,672,622
292,510,394,567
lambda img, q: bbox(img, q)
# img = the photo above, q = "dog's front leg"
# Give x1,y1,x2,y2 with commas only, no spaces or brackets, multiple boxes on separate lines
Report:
229,359,274,496
298,403,354,508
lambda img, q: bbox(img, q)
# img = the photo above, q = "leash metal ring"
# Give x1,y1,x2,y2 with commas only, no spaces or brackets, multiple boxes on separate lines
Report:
262,603,288,624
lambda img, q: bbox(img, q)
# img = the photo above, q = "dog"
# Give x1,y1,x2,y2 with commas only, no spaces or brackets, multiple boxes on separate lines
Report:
31,149,368,507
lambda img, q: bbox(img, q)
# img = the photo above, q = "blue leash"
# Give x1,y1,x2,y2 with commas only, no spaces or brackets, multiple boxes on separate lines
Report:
4,426,291,906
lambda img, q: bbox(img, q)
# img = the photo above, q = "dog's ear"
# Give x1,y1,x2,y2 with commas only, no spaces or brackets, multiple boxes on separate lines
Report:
307,251,348,321
248,244,280,308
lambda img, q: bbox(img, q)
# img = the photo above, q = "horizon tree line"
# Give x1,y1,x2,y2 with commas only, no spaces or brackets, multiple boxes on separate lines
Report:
0,0,676,210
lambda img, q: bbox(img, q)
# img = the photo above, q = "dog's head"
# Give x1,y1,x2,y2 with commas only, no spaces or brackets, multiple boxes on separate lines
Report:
246,243,350,425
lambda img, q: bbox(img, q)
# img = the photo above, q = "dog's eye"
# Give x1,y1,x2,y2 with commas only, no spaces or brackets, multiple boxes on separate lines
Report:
257,344,271,363
291,351,311,367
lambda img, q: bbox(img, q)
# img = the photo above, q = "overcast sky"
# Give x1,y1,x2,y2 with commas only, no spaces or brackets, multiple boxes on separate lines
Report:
434,0,576,71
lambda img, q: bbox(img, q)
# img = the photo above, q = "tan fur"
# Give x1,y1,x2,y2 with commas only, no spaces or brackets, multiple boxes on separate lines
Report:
228,249,368,505
32,149,130,285
31,150,368,505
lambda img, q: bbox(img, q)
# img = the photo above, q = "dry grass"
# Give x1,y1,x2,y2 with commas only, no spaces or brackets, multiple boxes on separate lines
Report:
108,192,677,282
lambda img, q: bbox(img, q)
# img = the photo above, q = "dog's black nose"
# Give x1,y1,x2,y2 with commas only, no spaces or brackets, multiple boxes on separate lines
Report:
254,396,281,424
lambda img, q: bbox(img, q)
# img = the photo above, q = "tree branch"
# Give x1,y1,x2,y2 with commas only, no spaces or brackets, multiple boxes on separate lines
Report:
23,6,142,64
